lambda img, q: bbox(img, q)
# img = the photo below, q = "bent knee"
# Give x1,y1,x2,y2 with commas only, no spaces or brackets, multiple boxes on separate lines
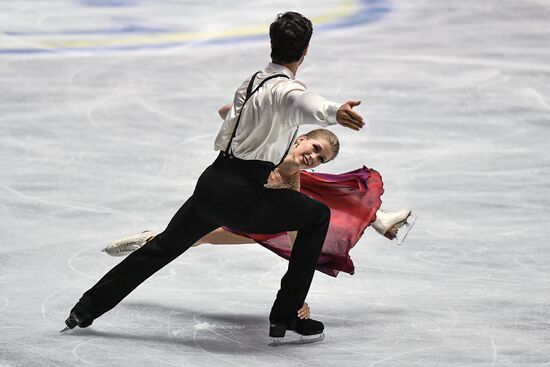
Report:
310,200,331,224
319,202,331,222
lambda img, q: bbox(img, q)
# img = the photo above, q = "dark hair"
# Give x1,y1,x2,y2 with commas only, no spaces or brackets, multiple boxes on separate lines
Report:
269,12,313,64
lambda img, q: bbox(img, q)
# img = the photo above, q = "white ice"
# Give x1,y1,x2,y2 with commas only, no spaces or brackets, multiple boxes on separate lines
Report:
1,0,549,366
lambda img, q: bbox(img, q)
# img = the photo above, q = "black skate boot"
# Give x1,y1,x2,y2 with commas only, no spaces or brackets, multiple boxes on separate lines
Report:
60,297,96,333
269,317,325,346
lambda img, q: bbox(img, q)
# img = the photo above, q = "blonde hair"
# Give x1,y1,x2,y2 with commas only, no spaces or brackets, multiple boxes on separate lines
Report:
303,129,340,161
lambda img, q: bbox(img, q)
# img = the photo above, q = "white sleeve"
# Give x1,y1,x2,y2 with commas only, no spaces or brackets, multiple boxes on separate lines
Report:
273,80,341,127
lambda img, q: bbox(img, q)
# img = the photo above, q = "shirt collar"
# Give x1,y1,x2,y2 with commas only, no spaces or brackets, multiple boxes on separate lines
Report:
266,63,296,80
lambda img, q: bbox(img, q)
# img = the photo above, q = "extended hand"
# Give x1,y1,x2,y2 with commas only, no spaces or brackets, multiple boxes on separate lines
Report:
337,100,364,131
297,302,311,319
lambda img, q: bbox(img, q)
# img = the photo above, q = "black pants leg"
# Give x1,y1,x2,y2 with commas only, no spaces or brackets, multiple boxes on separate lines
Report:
216,187,330,324
77,153,329,326
82,196,218,318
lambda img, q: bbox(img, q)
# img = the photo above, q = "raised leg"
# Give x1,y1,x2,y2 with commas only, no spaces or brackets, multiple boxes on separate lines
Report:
194,227,256,246
103,227,256,257
373,208,416,245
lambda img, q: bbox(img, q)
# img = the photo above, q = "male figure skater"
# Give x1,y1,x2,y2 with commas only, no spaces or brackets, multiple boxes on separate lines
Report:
63,11,364,345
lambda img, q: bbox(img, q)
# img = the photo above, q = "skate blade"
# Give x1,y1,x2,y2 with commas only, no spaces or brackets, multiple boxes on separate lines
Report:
395,214,417,245
269,332,325,347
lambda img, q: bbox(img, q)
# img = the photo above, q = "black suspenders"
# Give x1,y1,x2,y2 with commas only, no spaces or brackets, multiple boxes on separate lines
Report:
278,127,299,167
224,71,290,157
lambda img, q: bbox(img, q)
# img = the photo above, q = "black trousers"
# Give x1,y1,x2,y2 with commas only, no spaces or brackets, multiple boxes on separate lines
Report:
82,152,330,324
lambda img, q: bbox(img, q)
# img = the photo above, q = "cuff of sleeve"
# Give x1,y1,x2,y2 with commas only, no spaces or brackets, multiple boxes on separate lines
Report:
325,102,341,125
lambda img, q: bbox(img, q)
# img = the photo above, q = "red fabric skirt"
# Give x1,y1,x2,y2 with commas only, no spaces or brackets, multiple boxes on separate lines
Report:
224,166,384,277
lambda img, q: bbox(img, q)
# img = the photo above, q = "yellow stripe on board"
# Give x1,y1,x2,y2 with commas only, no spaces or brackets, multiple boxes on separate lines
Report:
35,0,359,50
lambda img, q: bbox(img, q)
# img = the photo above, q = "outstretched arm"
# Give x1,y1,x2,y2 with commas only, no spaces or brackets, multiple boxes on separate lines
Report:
336,100,364,131
275,81,364,131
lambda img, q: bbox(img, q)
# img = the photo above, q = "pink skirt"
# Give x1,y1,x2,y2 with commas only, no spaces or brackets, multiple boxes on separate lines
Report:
224,166,384,277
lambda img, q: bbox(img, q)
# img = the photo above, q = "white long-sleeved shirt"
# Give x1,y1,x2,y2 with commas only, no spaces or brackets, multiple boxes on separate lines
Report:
214,63,341,165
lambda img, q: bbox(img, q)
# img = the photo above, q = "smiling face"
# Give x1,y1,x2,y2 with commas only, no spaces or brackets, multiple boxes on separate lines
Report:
290,135,334,169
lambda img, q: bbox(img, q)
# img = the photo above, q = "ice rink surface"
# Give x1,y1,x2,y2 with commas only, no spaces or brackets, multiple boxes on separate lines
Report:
1,0,549,365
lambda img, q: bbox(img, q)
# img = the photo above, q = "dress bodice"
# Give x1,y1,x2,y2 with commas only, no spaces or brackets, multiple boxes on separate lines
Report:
264,169,299,190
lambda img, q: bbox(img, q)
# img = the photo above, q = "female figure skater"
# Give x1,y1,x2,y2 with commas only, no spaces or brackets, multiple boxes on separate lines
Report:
104,126,416,278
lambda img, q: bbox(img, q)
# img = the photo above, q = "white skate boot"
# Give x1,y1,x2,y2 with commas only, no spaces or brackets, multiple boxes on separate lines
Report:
372,209,416,245
102,230,156,256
